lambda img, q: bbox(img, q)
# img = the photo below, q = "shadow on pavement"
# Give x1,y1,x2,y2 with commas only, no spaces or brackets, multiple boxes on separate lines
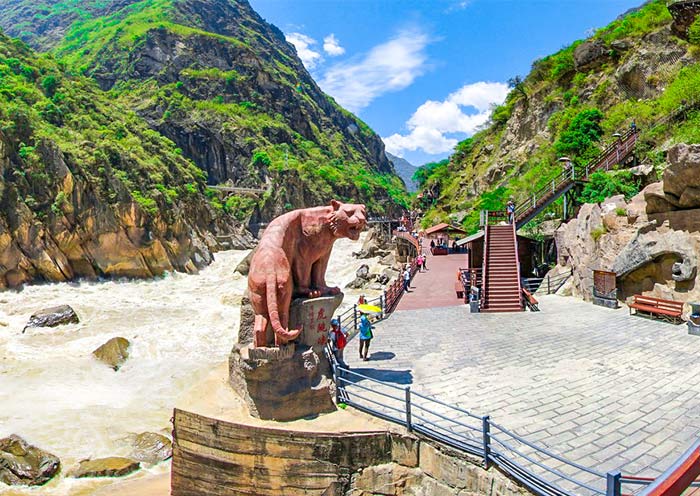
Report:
369,351,395,361
343,367,413,385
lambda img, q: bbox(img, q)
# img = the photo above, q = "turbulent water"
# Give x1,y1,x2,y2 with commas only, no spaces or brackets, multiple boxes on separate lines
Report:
0,236,379,495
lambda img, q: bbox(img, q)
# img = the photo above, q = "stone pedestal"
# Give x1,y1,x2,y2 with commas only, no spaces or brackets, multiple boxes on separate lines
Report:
289,293,343,352
229,343,336,421
229,292,343,421
688,302,700,336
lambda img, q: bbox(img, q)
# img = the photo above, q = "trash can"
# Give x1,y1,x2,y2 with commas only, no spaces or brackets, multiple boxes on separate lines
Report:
689,302,700,336
469,287,480,313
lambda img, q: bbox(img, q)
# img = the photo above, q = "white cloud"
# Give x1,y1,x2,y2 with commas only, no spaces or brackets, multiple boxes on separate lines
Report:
319,28,430,113
323,34,345,56
383,81,509,156
286,32,322,69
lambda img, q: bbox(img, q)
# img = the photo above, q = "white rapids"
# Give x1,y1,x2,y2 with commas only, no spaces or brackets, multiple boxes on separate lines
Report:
0,235,382,495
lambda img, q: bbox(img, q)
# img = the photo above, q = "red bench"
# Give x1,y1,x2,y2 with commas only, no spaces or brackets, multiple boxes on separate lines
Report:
629,295,684,324
522,288,539,312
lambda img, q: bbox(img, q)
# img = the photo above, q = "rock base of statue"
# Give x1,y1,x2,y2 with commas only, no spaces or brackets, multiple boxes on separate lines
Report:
229,343,336,421
230,293,343,421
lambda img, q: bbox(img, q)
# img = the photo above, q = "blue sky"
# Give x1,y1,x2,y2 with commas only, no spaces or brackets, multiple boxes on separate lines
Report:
249,0,643,166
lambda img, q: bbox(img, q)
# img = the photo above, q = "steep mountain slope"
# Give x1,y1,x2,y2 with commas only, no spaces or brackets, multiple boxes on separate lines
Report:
0,0,407,220
386,152,418,193
418,0,699,231
0,31,250,288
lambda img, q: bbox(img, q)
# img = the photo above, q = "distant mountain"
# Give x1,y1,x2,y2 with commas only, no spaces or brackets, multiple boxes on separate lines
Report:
0,0,408,221
386,152,418,193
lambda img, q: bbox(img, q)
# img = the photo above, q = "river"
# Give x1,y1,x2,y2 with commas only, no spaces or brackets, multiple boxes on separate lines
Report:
0,235,381,495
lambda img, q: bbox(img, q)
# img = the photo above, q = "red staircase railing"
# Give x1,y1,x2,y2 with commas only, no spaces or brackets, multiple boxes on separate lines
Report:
622,440,700,496
513,127,638,227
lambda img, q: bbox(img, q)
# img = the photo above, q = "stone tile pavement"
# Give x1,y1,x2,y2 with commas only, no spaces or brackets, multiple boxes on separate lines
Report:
343,295,700,490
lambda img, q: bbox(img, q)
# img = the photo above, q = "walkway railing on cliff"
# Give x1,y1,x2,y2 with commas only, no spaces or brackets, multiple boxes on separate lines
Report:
512,128,638,229
335,248,419,335
325,349,700,496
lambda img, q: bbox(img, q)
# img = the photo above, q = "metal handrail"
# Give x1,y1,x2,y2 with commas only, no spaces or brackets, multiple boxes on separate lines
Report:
489,433,606,495
490,420,606,478
334,364,614,496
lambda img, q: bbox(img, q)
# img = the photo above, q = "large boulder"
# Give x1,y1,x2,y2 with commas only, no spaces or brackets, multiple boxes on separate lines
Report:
92,337,131,371
130,433,172,465
573,40,608,70
234,249,255,276
664,144,700,209
68,457,140,478
23,304,79,332
612,229,697,283
0,435,61,486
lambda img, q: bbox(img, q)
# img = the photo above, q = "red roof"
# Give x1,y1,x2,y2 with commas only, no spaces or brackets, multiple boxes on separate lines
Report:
425,223,466,235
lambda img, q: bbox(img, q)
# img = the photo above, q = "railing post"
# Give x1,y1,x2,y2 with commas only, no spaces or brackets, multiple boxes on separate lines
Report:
606,470,621,496
405,387,412,431
481,415,491,469
353,304,358,331
547,276,551,294
380,292,385,319
532,195,535,208
551,179,555,193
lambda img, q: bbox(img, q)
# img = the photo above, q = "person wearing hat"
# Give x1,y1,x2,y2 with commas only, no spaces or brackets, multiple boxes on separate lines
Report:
329,318,348,367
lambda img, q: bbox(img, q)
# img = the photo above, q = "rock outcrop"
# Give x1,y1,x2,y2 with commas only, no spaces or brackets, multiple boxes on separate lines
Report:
68,457,140,478
171,409,533,496
0,435,61,486
23,304,79,332
551,144,700,311
92,337,131,371
130,432,172,465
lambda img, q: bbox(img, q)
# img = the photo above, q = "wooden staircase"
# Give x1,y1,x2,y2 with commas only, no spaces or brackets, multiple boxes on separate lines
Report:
482,223,523,312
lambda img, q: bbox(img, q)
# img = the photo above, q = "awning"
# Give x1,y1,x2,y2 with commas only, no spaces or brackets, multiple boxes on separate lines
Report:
455,230,484,246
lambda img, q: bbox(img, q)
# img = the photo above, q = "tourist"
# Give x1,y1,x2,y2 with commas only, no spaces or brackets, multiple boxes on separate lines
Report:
359,314,373,361
430,239,435,249
506,199,515,224
422,252,428,270
416,254,423,272
358,294,366,305
403,265,411,292
329,318,348,367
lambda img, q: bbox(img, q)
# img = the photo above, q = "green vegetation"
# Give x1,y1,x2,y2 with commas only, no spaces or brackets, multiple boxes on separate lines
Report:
591,225,608,242
15,0,408,215
579,171,641,204
554,108,604,162
415,0,695,231
0,30,209,220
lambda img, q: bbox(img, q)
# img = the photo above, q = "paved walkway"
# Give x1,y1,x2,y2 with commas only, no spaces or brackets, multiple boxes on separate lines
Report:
345,295,700,490
396,251,469,311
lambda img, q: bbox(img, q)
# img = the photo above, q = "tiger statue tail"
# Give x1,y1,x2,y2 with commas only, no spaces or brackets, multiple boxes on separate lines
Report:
266,273,301,345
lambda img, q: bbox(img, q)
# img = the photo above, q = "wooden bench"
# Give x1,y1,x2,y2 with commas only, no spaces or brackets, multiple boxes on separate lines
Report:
455,281,465,299
522,288,539,312
629,295,684,324
431,246,448,256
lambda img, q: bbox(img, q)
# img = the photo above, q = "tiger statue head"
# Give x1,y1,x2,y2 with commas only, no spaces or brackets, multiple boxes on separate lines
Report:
327,200,367,241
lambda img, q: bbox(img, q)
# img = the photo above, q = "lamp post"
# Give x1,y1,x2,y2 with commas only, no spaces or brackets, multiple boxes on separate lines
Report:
558,157,572,219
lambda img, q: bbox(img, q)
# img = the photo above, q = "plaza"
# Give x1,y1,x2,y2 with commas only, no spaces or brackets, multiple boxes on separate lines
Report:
345,294,700,482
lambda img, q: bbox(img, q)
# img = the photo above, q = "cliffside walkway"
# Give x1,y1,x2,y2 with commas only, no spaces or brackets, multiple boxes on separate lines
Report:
513,127,638,229
339,296,700,496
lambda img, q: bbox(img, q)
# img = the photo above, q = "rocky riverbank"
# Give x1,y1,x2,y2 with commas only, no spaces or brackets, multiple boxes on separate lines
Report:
0,233,386,495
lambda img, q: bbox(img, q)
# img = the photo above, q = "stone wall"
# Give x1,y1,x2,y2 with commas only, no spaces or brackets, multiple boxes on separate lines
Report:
171,408,533,496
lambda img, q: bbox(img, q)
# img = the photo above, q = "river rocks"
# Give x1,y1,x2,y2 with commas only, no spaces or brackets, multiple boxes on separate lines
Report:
68,457,140,478
234,249,255,276
92,337,131,371
130,432,172,465
23,304,79,332
0,435,60,486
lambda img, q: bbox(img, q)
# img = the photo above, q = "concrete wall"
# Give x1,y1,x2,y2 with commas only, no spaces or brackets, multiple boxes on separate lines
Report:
171,408,533,496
